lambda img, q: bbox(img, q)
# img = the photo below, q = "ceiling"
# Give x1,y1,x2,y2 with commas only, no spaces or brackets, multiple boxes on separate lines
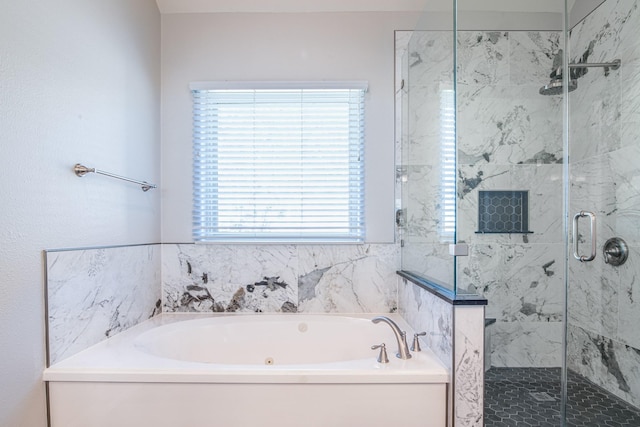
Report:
155,0,430,14
155,0,568,14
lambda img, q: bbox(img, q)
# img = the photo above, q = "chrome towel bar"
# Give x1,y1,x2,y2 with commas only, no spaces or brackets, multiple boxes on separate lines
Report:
74,163,157,192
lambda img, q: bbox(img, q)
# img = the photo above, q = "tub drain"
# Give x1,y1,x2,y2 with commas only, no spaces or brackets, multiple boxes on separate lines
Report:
265,357,275,365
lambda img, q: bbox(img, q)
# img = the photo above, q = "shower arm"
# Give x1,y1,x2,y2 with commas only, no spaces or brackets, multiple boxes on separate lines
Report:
555,59,622,77
568,60,621,69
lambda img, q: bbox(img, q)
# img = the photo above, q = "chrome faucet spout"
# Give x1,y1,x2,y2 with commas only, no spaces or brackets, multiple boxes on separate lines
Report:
371,316,412,360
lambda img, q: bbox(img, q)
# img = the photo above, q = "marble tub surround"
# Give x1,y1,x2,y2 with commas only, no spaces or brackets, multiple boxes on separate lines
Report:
398,277,454,370
162,243,399,314
398,277,486,427
46,244,161,365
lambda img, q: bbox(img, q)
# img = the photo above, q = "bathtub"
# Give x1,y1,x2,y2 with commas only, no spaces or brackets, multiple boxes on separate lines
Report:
44,313,449,427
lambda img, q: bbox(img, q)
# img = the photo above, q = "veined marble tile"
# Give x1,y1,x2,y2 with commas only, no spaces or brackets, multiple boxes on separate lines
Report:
297,244,398,313
616,0,640,61
567,324,640,408
491,320,562,367
569,155,620,246
461,243,564,323
457,83,563,167
567,62,622,163
47,244,160,365
398,277,453,370
570,0,638,65
453,305,485,427
608,145,640,245
162,244,298,313
620,58,640,150
568,255,619,339
457,31,510,86
403,164,441,242
509,31,561,86
457,164,563,245
400,243,454,289
406,83,452,167
616,244,640,349
408,31,454,89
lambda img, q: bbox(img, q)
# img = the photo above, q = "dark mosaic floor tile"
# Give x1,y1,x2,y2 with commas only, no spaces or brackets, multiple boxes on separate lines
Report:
485,368,640,427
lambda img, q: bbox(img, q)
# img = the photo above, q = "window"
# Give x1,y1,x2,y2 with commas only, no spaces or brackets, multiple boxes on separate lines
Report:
191,82,367,242
439,89,455,242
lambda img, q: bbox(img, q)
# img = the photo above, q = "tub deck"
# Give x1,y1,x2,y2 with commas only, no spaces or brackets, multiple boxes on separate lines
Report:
45,313,450,427
44,313,449,384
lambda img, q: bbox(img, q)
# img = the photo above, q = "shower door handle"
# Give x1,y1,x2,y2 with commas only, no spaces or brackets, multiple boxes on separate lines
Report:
573,211,596,262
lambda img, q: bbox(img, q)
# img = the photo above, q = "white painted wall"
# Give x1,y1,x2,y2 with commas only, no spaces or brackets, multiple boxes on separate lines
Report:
0,0,160,425
161,12,423,243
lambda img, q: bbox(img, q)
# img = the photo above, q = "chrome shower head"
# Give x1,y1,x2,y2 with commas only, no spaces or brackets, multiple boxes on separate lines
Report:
539,78,577,96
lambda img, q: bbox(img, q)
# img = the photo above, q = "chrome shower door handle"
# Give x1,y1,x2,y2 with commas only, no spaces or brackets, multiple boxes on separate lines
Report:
573,211,596,262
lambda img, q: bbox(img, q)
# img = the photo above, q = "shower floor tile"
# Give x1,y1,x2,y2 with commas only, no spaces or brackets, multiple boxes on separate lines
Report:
484,367,640,427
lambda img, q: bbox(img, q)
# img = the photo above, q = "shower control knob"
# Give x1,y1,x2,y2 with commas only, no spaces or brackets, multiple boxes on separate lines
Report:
603,237,628,266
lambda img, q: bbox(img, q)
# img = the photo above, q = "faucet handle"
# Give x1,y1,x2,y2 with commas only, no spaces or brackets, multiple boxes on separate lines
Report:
411,332,427,352
371,343,390,364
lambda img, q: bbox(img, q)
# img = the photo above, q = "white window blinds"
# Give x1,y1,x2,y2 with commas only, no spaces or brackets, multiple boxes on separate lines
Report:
191,82,367,242
439,89,456,243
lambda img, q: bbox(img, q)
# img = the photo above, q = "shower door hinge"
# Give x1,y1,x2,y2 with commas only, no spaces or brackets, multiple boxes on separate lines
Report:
449,243,469,257
396,208,406,228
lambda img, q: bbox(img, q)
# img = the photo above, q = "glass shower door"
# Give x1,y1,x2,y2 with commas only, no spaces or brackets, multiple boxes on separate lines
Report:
564,0,640,424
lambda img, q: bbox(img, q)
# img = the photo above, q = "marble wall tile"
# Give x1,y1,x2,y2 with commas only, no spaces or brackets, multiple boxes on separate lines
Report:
46,244,161,365
162,243,399,315
570,0,639,65
567,0,640,410
162,244,299,313
568,258,619,338
406,83,452,167
403,164,440,242
608,145,640,244
461,243,564,323
297,244,398,313
620,57,640,150
405,31,454,168
615,244,640,349
567,62,622,163
400,243,454,287
453,305,485,427
509,32,561,86
408,31,454,90
457,164,563,245
397,277,454,370
457,84,563,167
457,32,510,86
491,320,563,367
568,324,640,408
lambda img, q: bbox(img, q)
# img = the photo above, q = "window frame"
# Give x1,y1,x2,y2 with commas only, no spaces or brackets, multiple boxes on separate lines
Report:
190,81,368,243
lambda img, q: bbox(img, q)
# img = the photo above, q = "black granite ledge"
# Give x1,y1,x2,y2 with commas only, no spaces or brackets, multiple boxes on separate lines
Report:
397,270,488,306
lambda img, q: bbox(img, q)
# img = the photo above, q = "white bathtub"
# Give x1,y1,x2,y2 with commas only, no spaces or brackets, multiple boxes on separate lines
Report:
44,313,449,427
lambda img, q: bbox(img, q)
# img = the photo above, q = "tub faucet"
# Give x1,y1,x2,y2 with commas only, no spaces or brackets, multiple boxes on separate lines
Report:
371,316,412,360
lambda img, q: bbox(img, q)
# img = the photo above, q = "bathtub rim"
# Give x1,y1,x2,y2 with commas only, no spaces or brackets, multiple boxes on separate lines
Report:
43,312,450,384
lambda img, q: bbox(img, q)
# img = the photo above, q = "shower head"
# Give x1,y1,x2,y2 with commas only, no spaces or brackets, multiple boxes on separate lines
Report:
540,49,621,96
539,78,578,96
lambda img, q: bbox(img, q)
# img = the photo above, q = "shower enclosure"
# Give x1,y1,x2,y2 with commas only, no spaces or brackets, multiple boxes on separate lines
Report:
397,0,640,425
